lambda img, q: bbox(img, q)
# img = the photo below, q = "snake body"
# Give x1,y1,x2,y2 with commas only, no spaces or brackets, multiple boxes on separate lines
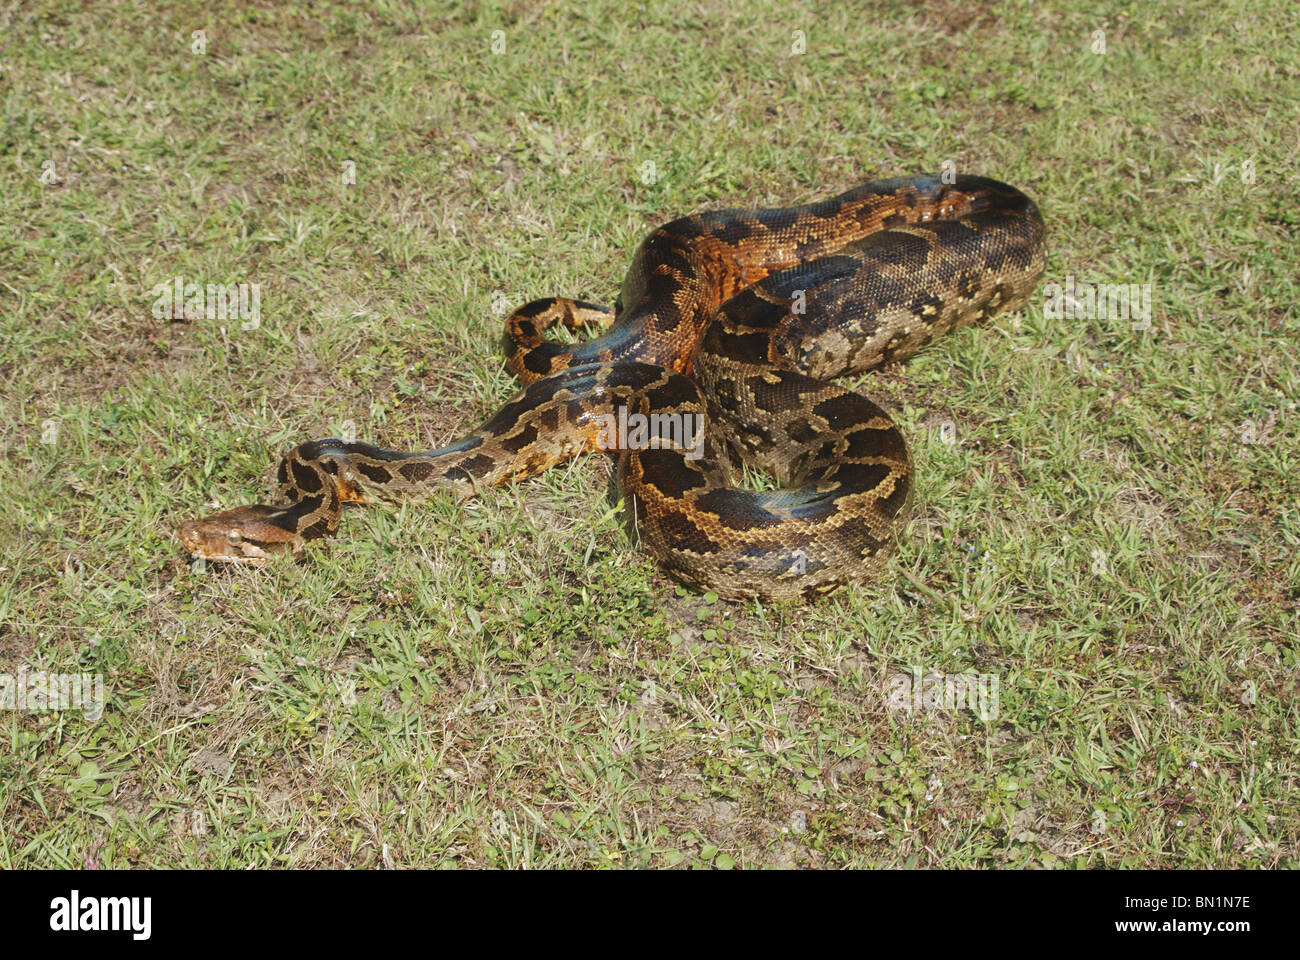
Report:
178,174,1046,600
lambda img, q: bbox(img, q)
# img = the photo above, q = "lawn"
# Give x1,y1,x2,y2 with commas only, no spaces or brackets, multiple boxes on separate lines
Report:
1,0,1296,868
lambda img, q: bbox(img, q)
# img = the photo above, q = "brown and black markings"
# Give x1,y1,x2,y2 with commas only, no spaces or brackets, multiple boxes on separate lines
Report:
179,174,1045,600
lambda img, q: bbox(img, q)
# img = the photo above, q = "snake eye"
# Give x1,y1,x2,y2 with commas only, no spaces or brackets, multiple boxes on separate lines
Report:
226,530,243,544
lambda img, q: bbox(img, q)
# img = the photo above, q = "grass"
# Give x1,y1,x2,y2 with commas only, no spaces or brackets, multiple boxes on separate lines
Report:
1,0,1297,868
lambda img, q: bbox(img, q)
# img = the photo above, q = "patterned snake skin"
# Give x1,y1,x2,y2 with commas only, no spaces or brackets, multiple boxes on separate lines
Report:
178,174,1046,600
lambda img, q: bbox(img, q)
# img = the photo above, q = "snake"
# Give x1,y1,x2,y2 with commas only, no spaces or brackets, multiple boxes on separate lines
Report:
178,174,1046,601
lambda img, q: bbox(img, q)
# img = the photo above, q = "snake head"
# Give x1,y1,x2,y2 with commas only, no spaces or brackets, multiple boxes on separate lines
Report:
176,505,305,563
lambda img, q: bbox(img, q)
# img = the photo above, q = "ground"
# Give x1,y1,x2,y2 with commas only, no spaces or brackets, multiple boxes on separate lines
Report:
1,0,1297,868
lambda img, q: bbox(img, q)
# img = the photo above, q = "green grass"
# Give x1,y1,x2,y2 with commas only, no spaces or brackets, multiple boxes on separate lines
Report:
1,0,1297,868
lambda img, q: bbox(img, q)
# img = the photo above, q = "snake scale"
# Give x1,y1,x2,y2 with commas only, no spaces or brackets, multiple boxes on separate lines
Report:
179,174,1046,601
